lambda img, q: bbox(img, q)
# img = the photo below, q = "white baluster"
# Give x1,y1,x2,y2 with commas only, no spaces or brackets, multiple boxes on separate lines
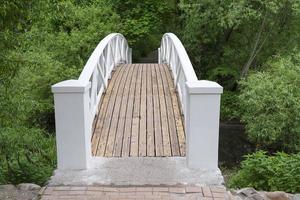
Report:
163,38,167,62
115,37,119,63
103,52,107,79
91,68,97,113
120,37,125,62
97,55,107,90
110,42,116,70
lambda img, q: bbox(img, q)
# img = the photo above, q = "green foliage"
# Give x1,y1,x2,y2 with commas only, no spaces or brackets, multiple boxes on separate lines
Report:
0,0,122,185
9,51,78,130
0,0,179,185
207,67,239,90
179,0,300,122
0,127,56,185
229,151,300,193
0,0,34,86
1,0,300,187
179,0,300,80
10,0,121,131
0,1,31,30
23,0,120,69
109,0,179,59
238,54,300,152
220,91,239,121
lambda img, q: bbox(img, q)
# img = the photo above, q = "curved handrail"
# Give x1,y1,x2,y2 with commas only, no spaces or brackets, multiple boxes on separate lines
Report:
79,33,131,129
159,33,197,82
79,33,130,83
159,33,197,115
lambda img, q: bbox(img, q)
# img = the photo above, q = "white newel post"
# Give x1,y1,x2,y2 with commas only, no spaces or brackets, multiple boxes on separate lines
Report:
185,80,223,170
52,80,92,170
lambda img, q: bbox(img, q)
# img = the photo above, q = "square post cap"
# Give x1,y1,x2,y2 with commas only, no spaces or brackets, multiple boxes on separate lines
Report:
52,80,91,93
186,80,223,94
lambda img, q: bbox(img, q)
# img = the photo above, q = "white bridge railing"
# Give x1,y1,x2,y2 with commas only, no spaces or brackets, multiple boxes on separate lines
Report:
51,32,222,171
159,33,223,170
52,33,131,169
78,33,131,125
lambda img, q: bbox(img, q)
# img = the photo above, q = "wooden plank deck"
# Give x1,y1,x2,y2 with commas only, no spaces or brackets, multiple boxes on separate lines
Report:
92,64,185,157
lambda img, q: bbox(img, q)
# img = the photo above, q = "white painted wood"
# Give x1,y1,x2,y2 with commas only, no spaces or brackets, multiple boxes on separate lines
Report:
52,31,222,171
52,80,91,169
78,33,131,127
52,33,131,169
159,33,223,170
185,81,222,170
159,33,198,117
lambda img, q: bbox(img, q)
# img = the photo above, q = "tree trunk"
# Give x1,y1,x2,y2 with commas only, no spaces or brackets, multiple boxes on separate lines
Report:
241,13,268,78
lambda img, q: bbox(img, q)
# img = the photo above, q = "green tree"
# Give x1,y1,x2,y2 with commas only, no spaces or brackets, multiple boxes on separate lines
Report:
179,0,300,121
108,0,179,59
239,53,300,152
0,0,34,86
179,0,300,86
0,0,122,185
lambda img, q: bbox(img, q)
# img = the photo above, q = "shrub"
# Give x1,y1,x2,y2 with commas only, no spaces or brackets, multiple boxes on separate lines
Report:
229,151,300,193
0,0,123,185
238,54,300,152
220,91,239,121
0,127,56,185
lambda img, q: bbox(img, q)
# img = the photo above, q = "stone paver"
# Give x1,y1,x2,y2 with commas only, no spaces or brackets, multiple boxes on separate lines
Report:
41,185,228,200
0,184,41,200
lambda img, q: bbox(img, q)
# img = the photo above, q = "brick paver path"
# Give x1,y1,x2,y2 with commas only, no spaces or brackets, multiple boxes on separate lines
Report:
41,185,228,200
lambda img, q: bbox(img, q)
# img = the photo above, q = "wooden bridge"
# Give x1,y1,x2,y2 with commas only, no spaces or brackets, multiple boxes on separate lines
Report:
52,33,223,171
91,64,185,157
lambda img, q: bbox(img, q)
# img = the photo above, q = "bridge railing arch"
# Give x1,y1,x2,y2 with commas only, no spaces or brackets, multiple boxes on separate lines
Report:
159,33,223,170
159,33,197,120
51,32,222,171
51,33,131,169
79,33,131,125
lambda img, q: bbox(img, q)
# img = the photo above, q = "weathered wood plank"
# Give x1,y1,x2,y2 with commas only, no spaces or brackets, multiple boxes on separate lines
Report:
91,69,121,155
152,64,163,156
155,64,171,156
92,63,185,157
105,64,131,157
96,66,127,156
159,64,180,156
139,64,147,156
130,64,143,156
146,64,155,156
121,64,138,157
162,64,186,156
113,64,135,157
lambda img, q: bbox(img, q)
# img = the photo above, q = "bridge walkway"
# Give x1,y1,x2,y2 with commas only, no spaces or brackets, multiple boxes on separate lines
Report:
91,64,185,157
